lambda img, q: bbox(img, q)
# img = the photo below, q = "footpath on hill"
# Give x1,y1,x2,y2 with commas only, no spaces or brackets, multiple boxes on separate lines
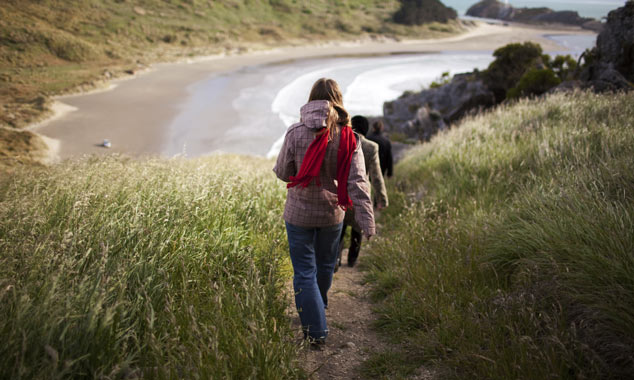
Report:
291,249,432,380
292,256,386,379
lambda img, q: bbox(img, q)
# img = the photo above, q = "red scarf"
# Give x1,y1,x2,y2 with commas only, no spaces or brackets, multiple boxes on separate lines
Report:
288,125,356,210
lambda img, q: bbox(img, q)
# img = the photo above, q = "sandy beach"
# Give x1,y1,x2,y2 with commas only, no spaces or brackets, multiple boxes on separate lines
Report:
32,21,596,160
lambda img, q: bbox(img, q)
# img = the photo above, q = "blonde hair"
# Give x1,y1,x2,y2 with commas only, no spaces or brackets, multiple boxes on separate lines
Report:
308,78,350,139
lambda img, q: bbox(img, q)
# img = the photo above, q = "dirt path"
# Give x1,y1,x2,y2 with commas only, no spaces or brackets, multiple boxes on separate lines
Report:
289,249,388,379
289,147,419,379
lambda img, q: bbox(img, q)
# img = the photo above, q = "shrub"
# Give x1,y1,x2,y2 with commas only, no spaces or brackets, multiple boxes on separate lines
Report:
430,71,451,88
507,68,562,99
550,54,578,81
483,42,543,101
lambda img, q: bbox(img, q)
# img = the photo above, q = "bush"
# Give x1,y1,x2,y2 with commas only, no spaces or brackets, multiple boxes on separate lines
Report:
430,71,451,88
483,42,544,101
507,68,562,99
550,54,578,81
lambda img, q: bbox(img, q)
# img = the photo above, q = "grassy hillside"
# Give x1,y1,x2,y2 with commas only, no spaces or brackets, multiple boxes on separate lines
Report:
0,155,298,378
2,89,632,378
363,91,634,379
0,0,462,130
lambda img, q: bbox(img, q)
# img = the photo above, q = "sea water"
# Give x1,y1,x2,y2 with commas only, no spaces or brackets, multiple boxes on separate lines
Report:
444,0,626,19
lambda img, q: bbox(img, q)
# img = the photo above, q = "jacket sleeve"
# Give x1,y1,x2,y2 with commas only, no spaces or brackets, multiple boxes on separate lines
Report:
273,129,296,182
368,145,388,208
347,142,376,237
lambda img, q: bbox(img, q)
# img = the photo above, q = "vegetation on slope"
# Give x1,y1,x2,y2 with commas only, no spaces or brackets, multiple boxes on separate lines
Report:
0,155,298,379
364,91,634,379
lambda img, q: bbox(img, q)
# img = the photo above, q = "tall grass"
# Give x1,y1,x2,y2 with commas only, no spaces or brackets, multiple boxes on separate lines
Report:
0,154,298,379
364,91,634,379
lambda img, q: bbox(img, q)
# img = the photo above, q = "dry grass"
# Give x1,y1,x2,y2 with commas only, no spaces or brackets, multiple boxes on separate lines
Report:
363,91,634,379
0,154,299,378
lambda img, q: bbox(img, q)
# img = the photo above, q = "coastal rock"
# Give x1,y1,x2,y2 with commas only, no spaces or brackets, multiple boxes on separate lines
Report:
393,0,458,25
466,0,514,20
581,2,634,90
383,73,495,141
581,20,604,33
466,0,599,30
532,11,591,26
585,63,633,92
595,2,634,82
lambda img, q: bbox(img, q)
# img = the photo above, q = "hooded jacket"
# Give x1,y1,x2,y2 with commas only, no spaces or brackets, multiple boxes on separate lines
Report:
273,100,375,236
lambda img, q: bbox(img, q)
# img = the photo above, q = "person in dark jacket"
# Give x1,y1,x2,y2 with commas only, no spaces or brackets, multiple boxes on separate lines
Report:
336,115,388,269
367,120,393,178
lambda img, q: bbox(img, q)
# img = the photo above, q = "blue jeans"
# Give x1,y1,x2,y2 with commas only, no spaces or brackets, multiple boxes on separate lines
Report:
285,221,343,341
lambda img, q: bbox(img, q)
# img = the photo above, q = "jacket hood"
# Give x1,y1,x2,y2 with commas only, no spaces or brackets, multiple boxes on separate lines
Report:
300,100,330,130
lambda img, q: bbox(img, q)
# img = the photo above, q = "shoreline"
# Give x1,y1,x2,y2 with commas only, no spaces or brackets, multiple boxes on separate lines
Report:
31,21,596,161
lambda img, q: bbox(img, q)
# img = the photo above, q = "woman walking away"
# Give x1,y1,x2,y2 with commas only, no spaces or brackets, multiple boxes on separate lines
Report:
274,78,375,345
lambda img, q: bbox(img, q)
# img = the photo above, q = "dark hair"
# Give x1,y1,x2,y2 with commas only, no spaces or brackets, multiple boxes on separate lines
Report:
351,115,369,136
308,78,350,139
372,120,384,134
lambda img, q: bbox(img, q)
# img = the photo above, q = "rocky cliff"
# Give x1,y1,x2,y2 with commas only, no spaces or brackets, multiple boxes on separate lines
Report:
384,74,494,141
466,0,602,32
579,1,634,91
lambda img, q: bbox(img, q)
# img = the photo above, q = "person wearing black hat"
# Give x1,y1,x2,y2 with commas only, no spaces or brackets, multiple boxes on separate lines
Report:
336,115,388,269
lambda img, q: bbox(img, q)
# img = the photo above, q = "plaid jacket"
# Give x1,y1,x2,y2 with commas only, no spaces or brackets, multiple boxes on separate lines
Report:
273,100,375,236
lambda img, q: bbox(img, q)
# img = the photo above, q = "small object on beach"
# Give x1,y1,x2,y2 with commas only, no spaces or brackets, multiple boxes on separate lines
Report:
101,139,112,148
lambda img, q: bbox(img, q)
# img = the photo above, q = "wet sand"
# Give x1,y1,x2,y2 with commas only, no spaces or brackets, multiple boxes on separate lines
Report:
32,22,595,160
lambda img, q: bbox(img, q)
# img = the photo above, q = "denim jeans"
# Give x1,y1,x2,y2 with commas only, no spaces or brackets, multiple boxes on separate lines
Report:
285,221,343,341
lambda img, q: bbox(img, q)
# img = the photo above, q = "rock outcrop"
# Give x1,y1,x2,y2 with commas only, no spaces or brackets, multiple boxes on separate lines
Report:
466,0,602,32
595,1,634,82
466,0,513,20
383,74,495,141
580,1,634,90
393,0,457,25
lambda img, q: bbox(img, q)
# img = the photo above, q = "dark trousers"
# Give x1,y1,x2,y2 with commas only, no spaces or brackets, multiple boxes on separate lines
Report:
338,224,363,266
